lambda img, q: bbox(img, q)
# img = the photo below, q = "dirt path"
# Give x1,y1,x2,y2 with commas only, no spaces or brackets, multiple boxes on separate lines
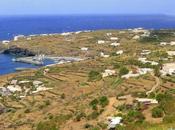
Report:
146,73,160,95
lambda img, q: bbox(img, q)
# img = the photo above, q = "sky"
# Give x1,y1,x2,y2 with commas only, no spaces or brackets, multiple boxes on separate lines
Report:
0,0,175,16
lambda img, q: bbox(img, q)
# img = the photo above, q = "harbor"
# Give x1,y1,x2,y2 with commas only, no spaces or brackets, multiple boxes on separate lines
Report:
0,54,53,75
0,53,85,75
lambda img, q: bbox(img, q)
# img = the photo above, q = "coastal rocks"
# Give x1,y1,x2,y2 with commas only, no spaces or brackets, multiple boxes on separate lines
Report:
3,46,35,57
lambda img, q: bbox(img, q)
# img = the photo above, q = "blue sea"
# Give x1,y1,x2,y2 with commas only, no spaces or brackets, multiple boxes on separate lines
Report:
1,15,175,75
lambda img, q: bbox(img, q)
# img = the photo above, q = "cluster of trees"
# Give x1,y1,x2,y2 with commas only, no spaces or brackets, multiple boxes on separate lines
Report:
88,70,102,81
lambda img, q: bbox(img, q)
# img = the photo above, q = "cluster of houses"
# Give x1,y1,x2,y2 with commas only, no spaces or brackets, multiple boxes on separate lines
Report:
131,28,151,40
160,41,175,46
160,63,175,76
0,79,52,98
122,68,153,79
98,34,124,58
138,57,159,66
106,94,158,129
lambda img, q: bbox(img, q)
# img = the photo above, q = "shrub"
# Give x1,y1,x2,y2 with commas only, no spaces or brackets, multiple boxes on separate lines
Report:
24,108,31,113
119,67,129,76
60,93,65,99
45,100,51,106
88,111,99,120
154,66,161,77
89,99,99,110
88,71,102,81
163,115,175,123
156,93,172,102
99,96,109,107
125,110,145,123
152,106,163,118
84,123,93,129
75,112,86,121
90,126,100,130
36,121,58,130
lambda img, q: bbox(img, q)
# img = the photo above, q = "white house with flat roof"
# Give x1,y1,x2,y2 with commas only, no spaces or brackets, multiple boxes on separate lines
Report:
110,37,119,41
2,40,10,45
110,42,120,47
167,51,175,56
100,52,110,58
160,63,175,76
98,40,106,44
116,50,123,55
81,47,88,51
102,69,116,78
107,117,122,129
14,35,25,41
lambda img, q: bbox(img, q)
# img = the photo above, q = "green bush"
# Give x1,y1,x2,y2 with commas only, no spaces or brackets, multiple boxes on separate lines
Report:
88,111,99,120
163,115,175,123
152,106,163,118
119,67,129,76
125,110,145,123
156,93,172,102
89,99,99,110
44,100,51,106
36,121,58,130
88,71,102,81
99,96,109,107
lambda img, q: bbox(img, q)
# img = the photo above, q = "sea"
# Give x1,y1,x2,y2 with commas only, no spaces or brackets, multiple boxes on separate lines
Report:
1,15,175,75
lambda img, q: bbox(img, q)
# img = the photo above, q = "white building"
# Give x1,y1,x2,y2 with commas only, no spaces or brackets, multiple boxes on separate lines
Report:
160,42,167,46
160,63,175,76
110,42,120,47
2,40,10,45
138,57,158,66
136,98,158,104
107,117,122,129
100,52,110,58
102,69,116,78
141,50,151,55
61,32,72,36
122,68,153,79
75,31,82,34
98,40,106,44
116,50,123,55
160,41,175,46
27,37,32,41
106,33,112,36
132,28,146,33
7,85,22,92
14,35,25,41
40,34,48,36
81,47,88,51
132,35,140,40
110,37,119,41
170,41,175,45
167,51,175,56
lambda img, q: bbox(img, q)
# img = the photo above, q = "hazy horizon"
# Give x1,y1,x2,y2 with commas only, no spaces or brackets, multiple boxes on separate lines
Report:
0,0,175,16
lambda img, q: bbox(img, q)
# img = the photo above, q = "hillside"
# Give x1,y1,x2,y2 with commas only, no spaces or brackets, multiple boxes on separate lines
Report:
0,29,175,130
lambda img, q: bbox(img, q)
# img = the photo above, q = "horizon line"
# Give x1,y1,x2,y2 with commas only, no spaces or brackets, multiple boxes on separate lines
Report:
0,13,174,17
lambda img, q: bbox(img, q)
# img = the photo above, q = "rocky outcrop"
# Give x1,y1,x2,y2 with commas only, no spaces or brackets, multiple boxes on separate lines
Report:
3,46,35,56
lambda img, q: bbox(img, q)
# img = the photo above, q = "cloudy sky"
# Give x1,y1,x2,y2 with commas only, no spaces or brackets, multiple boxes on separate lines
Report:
0,0,174,15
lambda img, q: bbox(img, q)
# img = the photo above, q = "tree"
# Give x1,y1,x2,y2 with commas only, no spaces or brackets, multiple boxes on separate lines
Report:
152,106,163,118
88,71,102,81
119,67,129,76
99,96,109,107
